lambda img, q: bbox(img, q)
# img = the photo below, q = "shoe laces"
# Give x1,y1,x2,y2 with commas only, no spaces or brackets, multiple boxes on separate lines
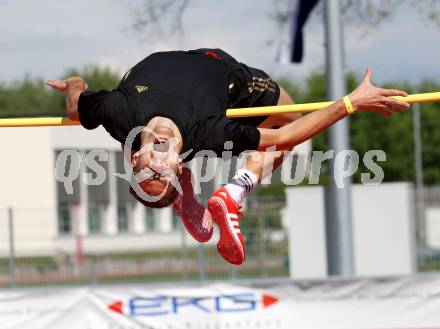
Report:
236,205,244,220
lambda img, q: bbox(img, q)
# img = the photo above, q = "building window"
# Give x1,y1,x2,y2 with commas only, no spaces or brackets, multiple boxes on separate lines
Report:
58,204,71,234
172,210,180,230
89,204,103,234
118,204,129,233
56,150,80,235
145,207,158,232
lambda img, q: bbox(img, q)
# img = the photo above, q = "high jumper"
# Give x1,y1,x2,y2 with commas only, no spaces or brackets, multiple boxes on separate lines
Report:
47,48,409,265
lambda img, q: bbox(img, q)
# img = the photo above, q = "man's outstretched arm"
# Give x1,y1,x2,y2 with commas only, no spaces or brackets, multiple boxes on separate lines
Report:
257,68,410,151
47,77,88,121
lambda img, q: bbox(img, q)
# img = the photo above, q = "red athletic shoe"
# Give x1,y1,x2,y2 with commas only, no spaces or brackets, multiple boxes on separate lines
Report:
173,167,213,242
208,187,245,265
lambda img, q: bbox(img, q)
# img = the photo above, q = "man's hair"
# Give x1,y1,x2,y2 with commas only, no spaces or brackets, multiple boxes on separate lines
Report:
129,186,178,208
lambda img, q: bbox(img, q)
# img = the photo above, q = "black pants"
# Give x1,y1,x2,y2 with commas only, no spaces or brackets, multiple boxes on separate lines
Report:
189,48,281,127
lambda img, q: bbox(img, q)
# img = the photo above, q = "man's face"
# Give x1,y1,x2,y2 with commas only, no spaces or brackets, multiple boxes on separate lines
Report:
131,128,182,202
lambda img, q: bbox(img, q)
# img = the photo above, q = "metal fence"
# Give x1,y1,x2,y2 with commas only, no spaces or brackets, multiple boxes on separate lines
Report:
2,186,440,288
0,196,289,288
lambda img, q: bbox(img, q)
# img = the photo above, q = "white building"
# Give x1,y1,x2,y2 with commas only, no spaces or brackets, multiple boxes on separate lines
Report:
0,125,192,257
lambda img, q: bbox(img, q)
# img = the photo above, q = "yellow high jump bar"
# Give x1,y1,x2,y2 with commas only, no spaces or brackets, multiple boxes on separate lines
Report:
0,92,439,127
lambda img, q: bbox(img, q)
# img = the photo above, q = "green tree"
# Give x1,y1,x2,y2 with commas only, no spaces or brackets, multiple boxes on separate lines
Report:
267,72,440,192
0,66,121,118
0,77,55,118
418,80,440,185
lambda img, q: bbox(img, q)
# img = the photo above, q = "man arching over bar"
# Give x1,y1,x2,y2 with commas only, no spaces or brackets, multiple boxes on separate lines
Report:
48,48,409,265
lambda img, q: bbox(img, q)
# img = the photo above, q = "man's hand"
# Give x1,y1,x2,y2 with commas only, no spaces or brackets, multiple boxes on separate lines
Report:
47,77,88,92
46,77,88,121
46,80,68,92
348,68,410,117
258,68,410,151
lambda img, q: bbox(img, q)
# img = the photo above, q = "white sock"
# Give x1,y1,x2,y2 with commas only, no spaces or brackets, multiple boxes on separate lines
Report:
224,169,259,205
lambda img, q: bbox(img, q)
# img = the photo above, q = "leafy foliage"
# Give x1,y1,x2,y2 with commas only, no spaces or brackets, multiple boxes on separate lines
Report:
0,67,121,118
280,71,440,186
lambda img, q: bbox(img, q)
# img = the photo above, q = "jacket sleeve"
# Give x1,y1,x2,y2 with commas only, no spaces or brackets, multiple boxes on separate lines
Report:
77,90,113,130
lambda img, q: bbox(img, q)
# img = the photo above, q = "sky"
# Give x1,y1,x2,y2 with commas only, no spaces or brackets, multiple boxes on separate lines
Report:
1,0,439,88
